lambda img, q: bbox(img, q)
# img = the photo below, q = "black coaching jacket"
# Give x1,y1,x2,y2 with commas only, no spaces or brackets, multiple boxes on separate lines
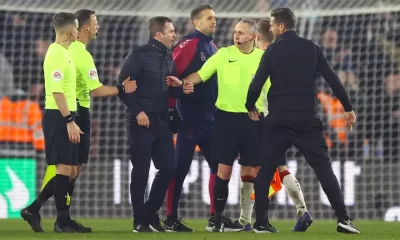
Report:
246,31,353,120
118,38,181,125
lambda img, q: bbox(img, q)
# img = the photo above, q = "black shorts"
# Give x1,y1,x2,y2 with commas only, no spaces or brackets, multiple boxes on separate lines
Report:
43,110,78,166
75,105,91,164
211,109,263,167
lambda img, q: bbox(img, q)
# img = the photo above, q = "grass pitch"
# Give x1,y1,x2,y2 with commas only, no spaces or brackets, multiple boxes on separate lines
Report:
0,219,399,240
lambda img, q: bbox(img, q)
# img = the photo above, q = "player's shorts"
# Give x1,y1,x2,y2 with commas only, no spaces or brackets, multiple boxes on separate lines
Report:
42,109,78,166
75,105,91,164
211,109,263,167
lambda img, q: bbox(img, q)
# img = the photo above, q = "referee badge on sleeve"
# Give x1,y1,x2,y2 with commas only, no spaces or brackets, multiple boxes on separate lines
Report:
52,70,63,81
88,68,98,80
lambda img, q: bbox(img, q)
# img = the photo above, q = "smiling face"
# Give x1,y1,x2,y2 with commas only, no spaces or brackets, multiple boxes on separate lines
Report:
193,8,217,35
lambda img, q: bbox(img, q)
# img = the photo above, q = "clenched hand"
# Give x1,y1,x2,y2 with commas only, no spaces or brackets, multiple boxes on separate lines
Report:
248,110,260,121
136,111,150,128
183,81,194,94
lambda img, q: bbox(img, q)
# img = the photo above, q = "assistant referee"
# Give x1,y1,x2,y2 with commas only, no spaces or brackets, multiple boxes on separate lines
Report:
68,8,136,217
245,8,359,234
21,12,88,233
21,10,136,233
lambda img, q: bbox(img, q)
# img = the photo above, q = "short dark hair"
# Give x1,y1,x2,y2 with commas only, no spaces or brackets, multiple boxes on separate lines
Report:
149,16,172,38
74,9,95,30
52,12,76,30
190,5,213,21
271,8,296,30
257,19,274,43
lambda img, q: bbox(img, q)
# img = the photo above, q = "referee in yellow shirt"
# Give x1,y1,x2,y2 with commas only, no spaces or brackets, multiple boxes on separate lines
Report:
69,7,136,213
21,12,89,233
167,19,272,233
21,9,136,233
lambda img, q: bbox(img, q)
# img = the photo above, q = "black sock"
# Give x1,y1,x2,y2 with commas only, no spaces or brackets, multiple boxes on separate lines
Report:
29,177,55,214
254,165,276,225
214,176,229,219
66,179,76,211
54,174,71,224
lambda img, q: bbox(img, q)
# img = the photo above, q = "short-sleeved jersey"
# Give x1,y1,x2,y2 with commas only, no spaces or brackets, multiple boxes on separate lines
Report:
69,41,102,108
43,43,77,111
197,45,265,113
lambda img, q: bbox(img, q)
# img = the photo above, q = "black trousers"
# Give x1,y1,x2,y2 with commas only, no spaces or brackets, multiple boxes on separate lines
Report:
255,114,349,223
127,117,175,225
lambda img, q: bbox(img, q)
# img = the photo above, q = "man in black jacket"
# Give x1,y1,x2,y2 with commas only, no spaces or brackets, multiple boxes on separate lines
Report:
245,8,359,234
117,16,179,233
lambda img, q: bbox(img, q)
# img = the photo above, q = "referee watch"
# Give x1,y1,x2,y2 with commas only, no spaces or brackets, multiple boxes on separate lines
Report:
117,85,126,94
64,114,74,124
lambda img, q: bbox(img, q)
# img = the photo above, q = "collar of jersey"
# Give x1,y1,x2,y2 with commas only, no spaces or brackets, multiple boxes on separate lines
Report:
192,29,213,41
72,40,86,49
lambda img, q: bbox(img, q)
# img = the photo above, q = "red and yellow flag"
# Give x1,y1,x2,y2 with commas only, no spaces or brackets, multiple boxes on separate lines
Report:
250,169,282,200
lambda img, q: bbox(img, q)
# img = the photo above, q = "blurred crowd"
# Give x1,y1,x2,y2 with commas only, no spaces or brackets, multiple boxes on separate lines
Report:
0,10,399,162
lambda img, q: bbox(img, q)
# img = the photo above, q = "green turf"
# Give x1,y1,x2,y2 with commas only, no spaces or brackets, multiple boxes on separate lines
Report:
0,219,399,240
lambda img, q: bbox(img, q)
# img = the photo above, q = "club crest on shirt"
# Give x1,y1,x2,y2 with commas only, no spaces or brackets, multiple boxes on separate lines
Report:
88,68,98,80
52,70,63,81
200,52,206,62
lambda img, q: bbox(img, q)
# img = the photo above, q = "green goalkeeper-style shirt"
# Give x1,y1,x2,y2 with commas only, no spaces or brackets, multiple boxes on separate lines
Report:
197,45,269,113
69,41,103,108
43,43,77,111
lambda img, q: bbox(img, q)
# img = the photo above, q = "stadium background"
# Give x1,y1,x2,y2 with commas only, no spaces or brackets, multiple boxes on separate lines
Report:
0,0,399,222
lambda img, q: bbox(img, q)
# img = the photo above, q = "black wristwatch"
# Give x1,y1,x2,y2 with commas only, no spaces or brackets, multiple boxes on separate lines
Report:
117,85,125,94
64,114,73,123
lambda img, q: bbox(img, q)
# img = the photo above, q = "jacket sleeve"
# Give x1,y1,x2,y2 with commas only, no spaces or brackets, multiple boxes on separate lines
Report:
117,50,143,117
168,39,199,104
316,44,353,112
173,38,198,77
246,47,272,111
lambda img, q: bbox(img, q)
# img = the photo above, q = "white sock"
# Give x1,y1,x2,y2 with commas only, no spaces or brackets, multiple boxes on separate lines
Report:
282,174,308,217
239,181,254,225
